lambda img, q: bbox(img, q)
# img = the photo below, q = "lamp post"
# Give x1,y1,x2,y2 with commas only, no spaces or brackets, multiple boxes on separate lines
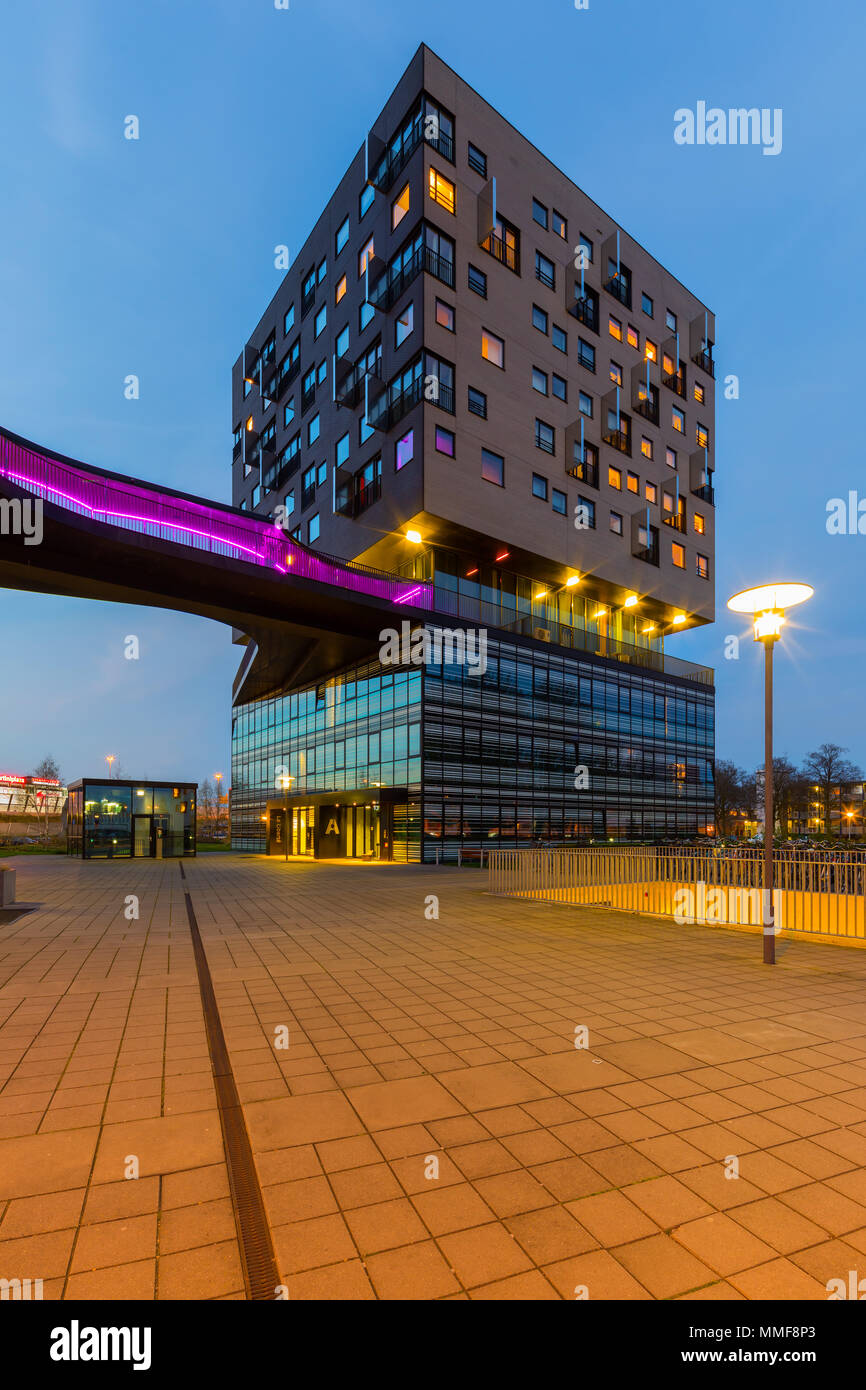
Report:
105,754,115,780
214,773,223,838
277,773,294,862
727,583,813,965
845,811,854,843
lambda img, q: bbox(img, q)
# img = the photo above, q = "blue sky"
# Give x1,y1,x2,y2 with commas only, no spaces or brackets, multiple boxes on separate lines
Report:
1,0,864,787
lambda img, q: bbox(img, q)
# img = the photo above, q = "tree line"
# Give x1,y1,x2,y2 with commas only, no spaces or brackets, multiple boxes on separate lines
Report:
715,742,863,838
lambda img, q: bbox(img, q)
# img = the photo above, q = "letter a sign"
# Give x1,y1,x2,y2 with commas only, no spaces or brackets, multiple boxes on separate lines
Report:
324,817,340,836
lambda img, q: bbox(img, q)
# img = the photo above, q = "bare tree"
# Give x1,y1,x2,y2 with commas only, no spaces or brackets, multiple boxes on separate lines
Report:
802,744,863,835
714,760,742,836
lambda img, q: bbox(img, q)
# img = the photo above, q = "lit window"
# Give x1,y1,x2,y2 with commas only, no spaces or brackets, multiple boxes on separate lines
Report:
610,511,623,535
336,217,350,255
314,305,327,338
609,315,622,341
627,472,639,494
435,299,455,331
645,339,657,362
358,236,374,276
532,473,548,500
532,367,548,395
435,425,455,456
663,352,675,376
641,436,653,459
481,328,505,367
672,407,685,434
395,303,414,347
396,429,414,471
392,183,410,231
666,447,677,469
694,513,705,535
608,466,622,490
697,553,709,579
694,382,705,404
552,210,567,239
645,482,657,503
335,274,347,304
642,292,654,317
482,448,504,486
696,422,709,448
610,361,622,386
627,324,639,349
672,542,686,568
428,168,455,213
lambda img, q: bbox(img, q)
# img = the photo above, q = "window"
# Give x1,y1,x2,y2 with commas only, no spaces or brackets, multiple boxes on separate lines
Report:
468,264,487,298
532,198,549,229
284,401,295,428
610,511,623,535
335,325,349,358
645,339,657,363
608,465,622,490
696,422,709,448
610,360,622,387
665,447,677,469
435,299,455,331
428,167,455,213
577,338,595,372
578,232,594,263
314,305,327,338
645,482,657,503
392,182,410,230
360,301,375,331
535,251,555,289
578,390,593,417
552,324,567,353
360,416,374,444
360,184,375,218
317,359,327,385
308,414,320,445
627,471,639,494
482,448,504,486
552,373,567,402
309,514,320,543
336,216,350,255
535,419,555,454
284,489,295,515
552,487,567,515
694,381,705,404
395,303,414,347
641,436,653,459
532,305,549,334
627,324,639,349
609,315,622,341
694,512,705,535
335,274,347,304
468,142,487,177
552,209,567,240
532,473,548,500
358,236,375,276
395,429,414,471
672,542,686,569
665,308,677,331
697,553,709,579
642,292,654,317
335,432,350,468
481,328,505,367
532,367,548,395
468,386,487,418
578,496,596,528
317,258,327,285
302,463,316,498
672,407,685,434
317,461,327,487
435,425,455,456
283,304,295,336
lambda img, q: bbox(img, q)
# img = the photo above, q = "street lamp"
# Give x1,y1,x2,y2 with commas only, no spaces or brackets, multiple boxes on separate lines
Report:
727,582,813,964
845,810,854,842
277,772,294,862
105,754,115,780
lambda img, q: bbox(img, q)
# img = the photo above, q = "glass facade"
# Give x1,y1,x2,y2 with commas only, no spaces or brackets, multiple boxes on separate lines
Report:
232,629,714,861
66,781,196,858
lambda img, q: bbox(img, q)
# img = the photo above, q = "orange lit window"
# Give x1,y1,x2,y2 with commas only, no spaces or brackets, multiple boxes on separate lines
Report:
481,328,504,367
672,542,686,568
428,168,455,214
358,236,374,276
335,274,347,304
640,437,653,459
608,465,622,490
645,482,657,503
645,339,657,362
694,512,705,535
392,183,410,231
694,381,705,403
627,324,639,348
697,553,709,579
672,407,685,433
662,352,675,375
663,492,674,512
696,423,709,448
608,315,622,341
674,761,686,781
627,471,639,494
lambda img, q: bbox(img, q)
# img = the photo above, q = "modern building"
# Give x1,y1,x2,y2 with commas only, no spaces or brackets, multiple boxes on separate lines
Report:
231,44,717,860
66,780,196,859
0,772,66,817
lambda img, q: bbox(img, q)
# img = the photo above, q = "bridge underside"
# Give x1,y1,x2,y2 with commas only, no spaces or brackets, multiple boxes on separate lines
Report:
0,481,413,704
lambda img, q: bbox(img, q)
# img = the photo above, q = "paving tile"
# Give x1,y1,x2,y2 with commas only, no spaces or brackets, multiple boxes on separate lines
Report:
244,1092,363,1151
727,1258,828,1301
613,1233,718,1299
365,1240,460,1299
438,1222,532,1288
671,1212,776,1276
344,1197,428,1254
410,1182,496,1236
438,1061,553,1109
566,1189,659,1245
543,1249,652,1300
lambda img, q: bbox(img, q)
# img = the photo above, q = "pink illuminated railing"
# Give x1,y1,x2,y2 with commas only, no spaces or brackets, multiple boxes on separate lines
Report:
0,432,433,609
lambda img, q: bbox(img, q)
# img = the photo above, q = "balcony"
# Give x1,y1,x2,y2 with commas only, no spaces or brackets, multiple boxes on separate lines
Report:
662,511,687,534
571,293,598,334
301,386,316,415
369,375,424,432
232,438,242,462
370,121,453,195
301,483,316,511
301,285,316,319
432,382,454,414
692,346,715,377
481,231,520,275
602,426,631,457
662,366,686,398
633,536,660,566
370,244,454,311
692,481,715,505
604,272,631,309
336,473,382,518
566,458,598,488
634,392,659,426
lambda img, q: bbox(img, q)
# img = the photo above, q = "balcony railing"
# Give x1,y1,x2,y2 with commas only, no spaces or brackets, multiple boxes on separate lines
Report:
430,382,455,414
662,367,687,398
535,429,555,455
571,294,599,334
371,123,454,194
232,439,242,462
535,264,555,290
633,538,660,566
336,474,383,518
371,245,455,312
301,385,316,414
602,427,631,456
692,482,715,505
634,395,659,426
369,375,424,432
577,345,596,372
301,286,316,319
662,511,687,533
301,483,316,511
481,231,520,275
692,347,715,377
566,459,599,488
604,273,631,309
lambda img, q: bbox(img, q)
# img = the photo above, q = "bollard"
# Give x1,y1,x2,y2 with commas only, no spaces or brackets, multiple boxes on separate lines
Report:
0,866,16,907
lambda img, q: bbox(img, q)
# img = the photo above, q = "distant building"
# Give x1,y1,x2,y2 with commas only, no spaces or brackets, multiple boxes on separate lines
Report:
0,772,66,816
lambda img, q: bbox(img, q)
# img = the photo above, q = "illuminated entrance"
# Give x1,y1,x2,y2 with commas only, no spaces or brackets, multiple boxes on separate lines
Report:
266,788,403,861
